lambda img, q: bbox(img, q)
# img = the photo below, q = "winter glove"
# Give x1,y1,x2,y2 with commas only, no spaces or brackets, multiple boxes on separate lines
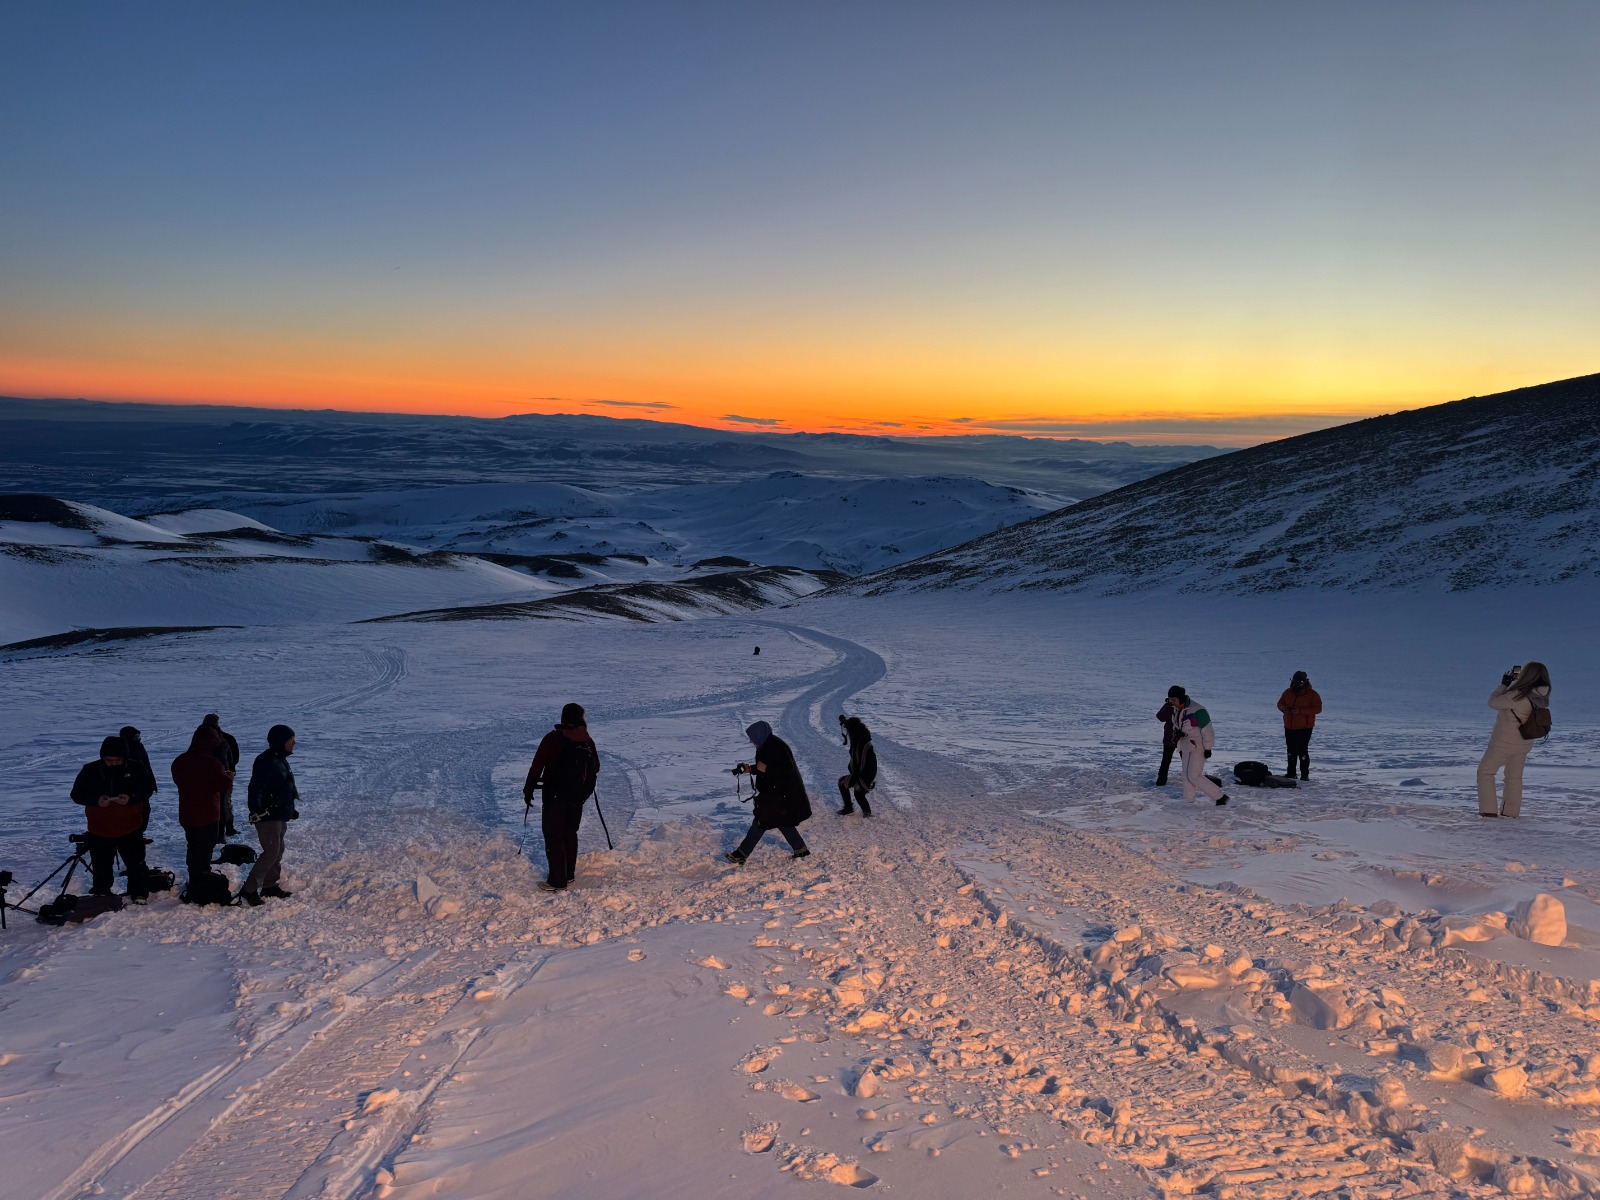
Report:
1203,749,1212,759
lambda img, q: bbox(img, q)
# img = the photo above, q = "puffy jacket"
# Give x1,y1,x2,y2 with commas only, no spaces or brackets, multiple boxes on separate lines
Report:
1277,685,1323,730
172,726,234,828
847,738,878,790
1177,702,1215,754
753,734,812,830
71,759,145,838
247,749,300,822
1488,684,1551,747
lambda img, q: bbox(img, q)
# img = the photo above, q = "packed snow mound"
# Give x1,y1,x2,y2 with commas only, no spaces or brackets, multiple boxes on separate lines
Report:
138,508,279,535
846,373,1600,596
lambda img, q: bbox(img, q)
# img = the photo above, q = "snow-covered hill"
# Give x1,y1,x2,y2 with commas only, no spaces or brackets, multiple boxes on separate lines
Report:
846,373,1600,596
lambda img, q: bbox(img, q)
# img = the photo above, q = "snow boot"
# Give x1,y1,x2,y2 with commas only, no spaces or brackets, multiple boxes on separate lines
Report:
837,806,854,815
537,881,566,893
237,889,264,907
724,850,747,865
261,884,292,900
1215,795,1229,806
859,798,872,817
791,848,811,861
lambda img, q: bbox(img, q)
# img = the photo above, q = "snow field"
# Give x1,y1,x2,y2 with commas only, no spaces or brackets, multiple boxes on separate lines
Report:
0,588,1597,1198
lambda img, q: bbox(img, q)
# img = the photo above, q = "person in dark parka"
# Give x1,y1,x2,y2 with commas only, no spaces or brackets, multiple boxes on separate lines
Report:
726,721,811,864
240,724,300,905
70,736,150,897
118,725,158,834
171,724,234,893
523,703,600,893
1155,686,1185,785
836,715,878,817
197,713,241,836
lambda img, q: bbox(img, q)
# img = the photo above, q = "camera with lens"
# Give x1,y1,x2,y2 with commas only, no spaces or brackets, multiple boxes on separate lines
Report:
1502,665,1522,687
0,870,12,888
730,762,754,776
69,832,89,846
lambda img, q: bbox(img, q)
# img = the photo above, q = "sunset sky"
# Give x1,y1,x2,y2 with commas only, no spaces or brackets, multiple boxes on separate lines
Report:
2,2,1596,445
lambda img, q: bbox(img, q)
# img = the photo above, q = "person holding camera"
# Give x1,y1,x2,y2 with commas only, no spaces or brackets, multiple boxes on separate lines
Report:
726,720,812,864
171,724,235,897
239,724,300,905
1172,690,1229,806
836,715,878,816
1154,686,1185,786
1276,670,1323,781
522,703,600,893
70,735,151,898
1478,662,1552,818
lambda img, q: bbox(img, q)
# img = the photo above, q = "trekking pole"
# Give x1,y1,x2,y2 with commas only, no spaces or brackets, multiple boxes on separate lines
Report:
592,787,614,850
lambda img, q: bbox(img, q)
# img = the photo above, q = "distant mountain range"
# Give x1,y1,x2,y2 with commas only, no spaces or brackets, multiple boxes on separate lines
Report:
841,373,1600,596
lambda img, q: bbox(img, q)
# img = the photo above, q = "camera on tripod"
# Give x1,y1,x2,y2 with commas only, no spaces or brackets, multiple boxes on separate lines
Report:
68,832,88,846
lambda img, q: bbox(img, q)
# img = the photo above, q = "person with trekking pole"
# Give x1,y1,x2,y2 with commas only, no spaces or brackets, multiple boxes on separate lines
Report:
725,720,812,864
523,703,600,893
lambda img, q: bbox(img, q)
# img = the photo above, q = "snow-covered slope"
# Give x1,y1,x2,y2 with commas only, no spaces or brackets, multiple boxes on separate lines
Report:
847,373,1600,596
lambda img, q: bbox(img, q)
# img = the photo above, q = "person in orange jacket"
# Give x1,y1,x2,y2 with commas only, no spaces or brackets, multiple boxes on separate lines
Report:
1276,670,1323,781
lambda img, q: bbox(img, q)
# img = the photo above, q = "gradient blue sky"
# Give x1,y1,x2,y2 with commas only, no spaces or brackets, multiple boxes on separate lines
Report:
2,1,1596,442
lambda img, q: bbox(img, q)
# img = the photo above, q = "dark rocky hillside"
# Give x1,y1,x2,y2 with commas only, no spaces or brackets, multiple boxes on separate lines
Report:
843,373,1600,596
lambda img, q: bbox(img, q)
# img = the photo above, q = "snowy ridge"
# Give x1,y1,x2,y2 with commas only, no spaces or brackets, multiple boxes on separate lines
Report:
845,373,1600,596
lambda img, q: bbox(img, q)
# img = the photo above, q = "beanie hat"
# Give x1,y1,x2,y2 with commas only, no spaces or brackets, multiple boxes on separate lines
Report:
1167,685,1186,700
120,725,142,741
202,713,220,726
560,702,586,728
745,720,772,748
1292,671,1309,686
100,736,127,759
267,724,296,751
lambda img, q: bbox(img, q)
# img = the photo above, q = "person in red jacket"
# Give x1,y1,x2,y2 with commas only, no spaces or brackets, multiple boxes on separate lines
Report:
1276,670,1323,781
171,724,235,894
70,736,150,898
522,703,600,894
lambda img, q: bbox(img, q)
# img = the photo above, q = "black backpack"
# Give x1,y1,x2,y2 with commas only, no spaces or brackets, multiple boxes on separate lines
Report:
1233,761,1271,787
181,871,234,906
215,842,258,865
546,738,598,803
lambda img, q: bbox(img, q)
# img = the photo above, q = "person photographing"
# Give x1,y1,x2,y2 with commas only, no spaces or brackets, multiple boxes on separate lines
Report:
725,721,811,864
1477,662,1552,818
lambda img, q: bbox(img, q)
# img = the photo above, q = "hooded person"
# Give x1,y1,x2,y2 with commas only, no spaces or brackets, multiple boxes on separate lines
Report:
836,715,878,816
1275,671,1323,781
70,735,150,897
1173,692,1229,807
726,720,811,864
171,724,235,895
118,725,158,834
240,724,300,905
196,713,242,835
1478,662,1552,819
1155,686,1185,786
523,703,600,893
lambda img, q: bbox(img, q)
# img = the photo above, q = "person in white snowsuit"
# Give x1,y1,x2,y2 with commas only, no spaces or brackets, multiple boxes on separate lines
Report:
1477,661,1551,819
1173,692,1229,806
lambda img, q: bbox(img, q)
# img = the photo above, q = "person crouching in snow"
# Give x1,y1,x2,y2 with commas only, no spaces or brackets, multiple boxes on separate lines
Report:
1174,690,1229,807
70,736,151,898
523,703,600,893
1478,662,1551,819
240,724,300,906
1276,670,1322,781
171,724,234,897
837,715,878,816
726,721,811,864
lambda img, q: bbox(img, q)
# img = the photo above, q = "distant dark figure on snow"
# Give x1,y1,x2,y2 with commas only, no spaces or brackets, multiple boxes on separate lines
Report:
753,646,761,655
171,724,234,895
1478,662,1552,819
197,713,242,836
836,714,878,817
240,725,300,905
1173,691,1229,807
726,721,811,864
1155,686,1185,786
70,736,150,898
1276,671,1322,781
119,725,158,834
523,703,600,893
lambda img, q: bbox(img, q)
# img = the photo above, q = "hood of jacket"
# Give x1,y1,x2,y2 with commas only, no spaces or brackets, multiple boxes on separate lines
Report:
745,720,772,748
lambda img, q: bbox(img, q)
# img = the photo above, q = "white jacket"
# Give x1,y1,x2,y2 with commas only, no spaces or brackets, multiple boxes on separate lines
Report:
1177,701,1216,754
1488,684,1550,747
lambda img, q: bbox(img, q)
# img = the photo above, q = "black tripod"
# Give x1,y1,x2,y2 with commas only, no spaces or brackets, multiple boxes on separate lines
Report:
2,834,93,924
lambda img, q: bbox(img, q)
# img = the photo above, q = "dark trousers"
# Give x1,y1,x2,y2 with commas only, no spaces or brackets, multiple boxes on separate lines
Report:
184,822,219,885
542,798,585,887
1157,741,1177,785
220,784,237,836
87,832,147,896
736,817,807,859
837,775,872,814
243,820,285,893
1285,728,1313,779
